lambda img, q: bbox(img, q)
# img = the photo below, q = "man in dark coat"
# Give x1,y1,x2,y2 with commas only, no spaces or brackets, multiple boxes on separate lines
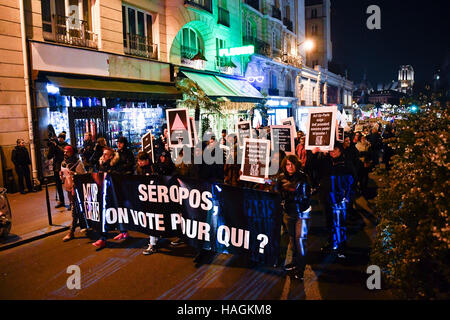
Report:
11,139,33,194
47,132,68,207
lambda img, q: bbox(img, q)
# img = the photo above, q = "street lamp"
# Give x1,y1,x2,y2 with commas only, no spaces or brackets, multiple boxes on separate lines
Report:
298,39,314,52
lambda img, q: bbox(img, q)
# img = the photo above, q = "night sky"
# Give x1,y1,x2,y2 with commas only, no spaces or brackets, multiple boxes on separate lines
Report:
331,0,449,86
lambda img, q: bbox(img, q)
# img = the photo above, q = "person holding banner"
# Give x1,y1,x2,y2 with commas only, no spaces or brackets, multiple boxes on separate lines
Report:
277,155,312,280
61,146,88,242
135,151,161,256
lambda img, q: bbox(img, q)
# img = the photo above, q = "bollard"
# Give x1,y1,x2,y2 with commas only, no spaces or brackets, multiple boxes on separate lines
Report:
44,178,53,226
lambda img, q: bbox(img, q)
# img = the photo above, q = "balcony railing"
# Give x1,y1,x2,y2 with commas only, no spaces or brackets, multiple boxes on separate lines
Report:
181,45,203,59
123,33,158,60
268,88,279,96
42,14,97,49
271,6,281,20
184,0,212,13
218,7,230,27
281,53,303,68
283,18,293,32
244,0,259,11
243,36,271,57
284,90,294,97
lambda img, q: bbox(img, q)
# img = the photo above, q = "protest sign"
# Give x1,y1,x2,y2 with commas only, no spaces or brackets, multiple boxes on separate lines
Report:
236,120,253,147
336,125,345,143
270,125,295,154
240,138,270,184
281,117,297,140
141,131,154,163
166,108,192,148
305,106,337,151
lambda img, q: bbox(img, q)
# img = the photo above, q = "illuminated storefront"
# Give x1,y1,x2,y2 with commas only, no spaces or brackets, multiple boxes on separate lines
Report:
37,74,179,155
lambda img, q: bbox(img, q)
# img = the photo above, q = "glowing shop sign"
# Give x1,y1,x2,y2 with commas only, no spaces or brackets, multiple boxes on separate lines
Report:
219,45,254,57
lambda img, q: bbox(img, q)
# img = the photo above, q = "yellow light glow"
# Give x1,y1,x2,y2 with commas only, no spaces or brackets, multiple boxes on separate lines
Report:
304,39,314,51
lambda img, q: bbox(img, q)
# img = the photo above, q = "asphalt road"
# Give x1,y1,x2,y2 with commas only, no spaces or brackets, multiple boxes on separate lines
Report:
0,195,393,300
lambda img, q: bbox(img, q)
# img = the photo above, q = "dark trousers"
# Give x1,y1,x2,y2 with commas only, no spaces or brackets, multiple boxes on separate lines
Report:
15,165,32,192
54,170,65,204
67,191,87,233
285,206,311,271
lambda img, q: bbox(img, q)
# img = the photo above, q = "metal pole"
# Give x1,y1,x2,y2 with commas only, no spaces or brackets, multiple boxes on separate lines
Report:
44,178,52,226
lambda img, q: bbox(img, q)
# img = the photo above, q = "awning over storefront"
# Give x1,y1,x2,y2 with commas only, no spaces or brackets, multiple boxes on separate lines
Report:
181,71,264,102
215,75,263,99
46,76,181,100
181,71,237,97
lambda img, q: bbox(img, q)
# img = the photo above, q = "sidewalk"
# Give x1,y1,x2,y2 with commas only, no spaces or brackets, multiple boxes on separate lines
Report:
0,184,73,251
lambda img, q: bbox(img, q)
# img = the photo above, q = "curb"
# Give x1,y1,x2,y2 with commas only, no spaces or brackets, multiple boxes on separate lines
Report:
0,222,71,252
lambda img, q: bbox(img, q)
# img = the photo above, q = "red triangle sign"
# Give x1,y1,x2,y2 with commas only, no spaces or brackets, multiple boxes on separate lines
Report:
172,113,186,131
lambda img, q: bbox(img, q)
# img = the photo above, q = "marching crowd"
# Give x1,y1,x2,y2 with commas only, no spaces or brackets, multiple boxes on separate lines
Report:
21,120,395,280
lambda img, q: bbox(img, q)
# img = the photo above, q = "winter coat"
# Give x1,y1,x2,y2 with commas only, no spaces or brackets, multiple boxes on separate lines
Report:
277,170,311,216
113,148,135,174
47,141,68,172
11,146,31,167
136,164,154,176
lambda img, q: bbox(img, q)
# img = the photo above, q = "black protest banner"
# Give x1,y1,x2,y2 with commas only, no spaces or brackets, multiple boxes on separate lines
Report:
106,173,182,237
74,173,282,266
73,173,105,231
270,125,295,154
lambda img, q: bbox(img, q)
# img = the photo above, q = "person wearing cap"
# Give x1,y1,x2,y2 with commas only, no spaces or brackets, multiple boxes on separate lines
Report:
60,145,87,242
47,132,68,208
114,136,135,174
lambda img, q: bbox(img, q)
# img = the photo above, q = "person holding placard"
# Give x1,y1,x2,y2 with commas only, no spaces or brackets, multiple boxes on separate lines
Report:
277,155,312,280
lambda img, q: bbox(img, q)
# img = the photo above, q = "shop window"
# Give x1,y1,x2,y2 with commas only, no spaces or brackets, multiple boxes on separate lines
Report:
122,4,156,59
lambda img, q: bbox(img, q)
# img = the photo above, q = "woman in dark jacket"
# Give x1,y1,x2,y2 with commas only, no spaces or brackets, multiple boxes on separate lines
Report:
11,139,33,194
277,154,312,280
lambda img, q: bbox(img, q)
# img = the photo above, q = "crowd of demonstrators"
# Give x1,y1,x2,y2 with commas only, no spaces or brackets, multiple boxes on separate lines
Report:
49,119,396,278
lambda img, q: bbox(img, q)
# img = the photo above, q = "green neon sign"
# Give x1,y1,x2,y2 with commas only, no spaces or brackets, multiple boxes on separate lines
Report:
219,45,254,57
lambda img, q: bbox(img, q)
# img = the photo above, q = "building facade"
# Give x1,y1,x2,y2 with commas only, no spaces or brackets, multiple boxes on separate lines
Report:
1,0,180,188
0,0,353,188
